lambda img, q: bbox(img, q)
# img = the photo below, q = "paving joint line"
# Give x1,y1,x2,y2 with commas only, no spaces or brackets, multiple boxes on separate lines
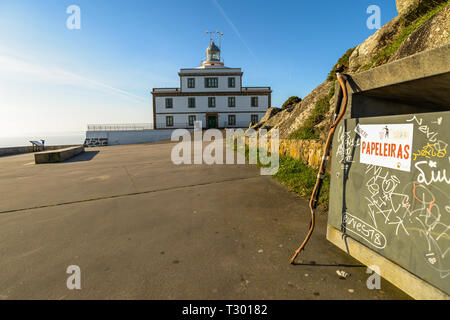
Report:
0,175,264,215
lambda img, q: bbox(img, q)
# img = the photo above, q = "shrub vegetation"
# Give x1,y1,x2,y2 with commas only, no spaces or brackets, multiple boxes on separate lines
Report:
282,96,302,110
289,84,335,140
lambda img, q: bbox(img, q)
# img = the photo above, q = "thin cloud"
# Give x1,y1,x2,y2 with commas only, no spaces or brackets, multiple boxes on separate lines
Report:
211,0,257,59
0,54,148,104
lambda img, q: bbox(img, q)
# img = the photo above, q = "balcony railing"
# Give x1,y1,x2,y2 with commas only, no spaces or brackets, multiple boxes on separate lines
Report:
87,123,154,131
87,120,262,131
241,87,271,92
152,88,180,93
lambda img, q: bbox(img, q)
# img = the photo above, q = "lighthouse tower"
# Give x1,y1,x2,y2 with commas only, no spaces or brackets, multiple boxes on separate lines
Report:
201,41,224,68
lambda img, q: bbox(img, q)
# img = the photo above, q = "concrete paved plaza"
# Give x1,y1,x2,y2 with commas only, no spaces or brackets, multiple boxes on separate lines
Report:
0,141,410,299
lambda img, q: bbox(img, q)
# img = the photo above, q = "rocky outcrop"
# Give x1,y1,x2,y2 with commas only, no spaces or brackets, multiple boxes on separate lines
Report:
251,107,282,130
254,81,333,138
396,0,448,17
262,107,282,121
255,0,449,149
397,0,422,16
348,17,402,72
349,1,449,72
390,3,450,61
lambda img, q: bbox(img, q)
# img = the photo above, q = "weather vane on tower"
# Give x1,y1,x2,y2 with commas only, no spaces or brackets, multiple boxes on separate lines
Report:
205,30,224,50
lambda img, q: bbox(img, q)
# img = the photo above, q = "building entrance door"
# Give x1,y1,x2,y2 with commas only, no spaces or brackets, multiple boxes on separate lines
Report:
207,115,217,129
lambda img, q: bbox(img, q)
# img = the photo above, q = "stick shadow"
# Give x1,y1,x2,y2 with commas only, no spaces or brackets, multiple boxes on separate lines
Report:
292,262,365,268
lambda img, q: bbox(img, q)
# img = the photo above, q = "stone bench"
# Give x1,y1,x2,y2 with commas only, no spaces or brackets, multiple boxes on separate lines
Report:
34,146,85,164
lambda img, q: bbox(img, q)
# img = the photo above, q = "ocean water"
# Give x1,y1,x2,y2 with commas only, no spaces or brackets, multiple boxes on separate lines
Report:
0,133,86,148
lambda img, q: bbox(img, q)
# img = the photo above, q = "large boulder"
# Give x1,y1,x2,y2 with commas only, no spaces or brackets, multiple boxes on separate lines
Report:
390,3,450,61
348,17,402,72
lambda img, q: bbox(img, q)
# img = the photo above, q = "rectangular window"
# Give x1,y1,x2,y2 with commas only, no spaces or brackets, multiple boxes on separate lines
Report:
205,77,218,88
187,78,195,88
208,97,216,108
228,115,236,126
228,97,236,108
228,77,235,88
166,116,174,127
188,115,196,126
251,114,258,124
165,98,173,109
251,97,258,107
188,97,196,108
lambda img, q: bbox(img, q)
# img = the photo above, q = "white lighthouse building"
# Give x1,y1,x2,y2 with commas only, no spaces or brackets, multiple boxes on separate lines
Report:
85,35,271,146
151,37,271,129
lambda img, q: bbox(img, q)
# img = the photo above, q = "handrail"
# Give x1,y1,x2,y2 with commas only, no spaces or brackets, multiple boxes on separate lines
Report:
87,122,254,131
87,124,154,131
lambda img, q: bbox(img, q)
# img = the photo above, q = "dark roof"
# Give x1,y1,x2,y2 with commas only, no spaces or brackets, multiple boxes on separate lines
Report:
207,41,220,52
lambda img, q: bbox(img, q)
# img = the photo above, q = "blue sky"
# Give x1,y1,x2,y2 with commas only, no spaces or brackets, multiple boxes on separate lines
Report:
0,0,397,136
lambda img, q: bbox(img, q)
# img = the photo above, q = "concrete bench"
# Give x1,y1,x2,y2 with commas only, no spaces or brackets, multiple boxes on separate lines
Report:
34,146,85,164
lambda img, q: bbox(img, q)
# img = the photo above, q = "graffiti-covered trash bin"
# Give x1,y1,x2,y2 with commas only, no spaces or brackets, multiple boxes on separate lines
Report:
327,44,450,299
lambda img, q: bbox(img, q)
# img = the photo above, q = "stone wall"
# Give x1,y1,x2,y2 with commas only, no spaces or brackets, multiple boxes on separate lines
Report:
243,136,326,170
278,139,326,169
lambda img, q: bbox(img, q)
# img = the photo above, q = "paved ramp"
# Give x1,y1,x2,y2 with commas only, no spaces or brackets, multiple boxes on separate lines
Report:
0,141,410,299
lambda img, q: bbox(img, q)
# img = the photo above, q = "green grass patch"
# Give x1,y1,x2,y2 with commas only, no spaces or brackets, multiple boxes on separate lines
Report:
274,155,330,209
403,0,448,23
232,139,330,209
230,137,273,168
289,122,319,139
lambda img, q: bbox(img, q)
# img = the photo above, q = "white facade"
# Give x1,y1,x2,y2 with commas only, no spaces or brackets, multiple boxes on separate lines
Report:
179,68,243,92
152,41,271,129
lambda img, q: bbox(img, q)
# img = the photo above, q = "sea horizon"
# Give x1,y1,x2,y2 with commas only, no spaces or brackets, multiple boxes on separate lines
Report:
0,133,86,148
